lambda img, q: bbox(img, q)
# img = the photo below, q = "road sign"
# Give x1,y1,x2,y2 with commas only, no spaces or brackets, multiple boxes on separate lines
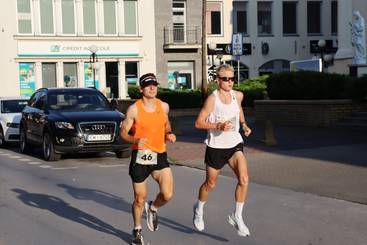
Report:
232,33,243,56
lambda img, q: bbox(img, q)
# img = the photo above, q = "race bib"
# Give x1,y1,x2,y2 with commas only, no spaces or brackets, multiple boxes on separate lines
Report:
136,149,158,165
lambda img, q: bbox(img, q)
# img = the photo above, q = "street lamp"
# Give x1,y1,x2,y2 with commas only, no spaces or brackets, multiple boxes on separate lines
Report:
88,45,98,88
317,39,326,72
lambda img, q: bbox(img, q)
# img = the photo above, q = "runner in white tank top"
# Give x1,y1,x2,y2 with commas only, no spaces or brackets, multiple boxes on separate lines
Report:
193,64,252,237
205,89,243,148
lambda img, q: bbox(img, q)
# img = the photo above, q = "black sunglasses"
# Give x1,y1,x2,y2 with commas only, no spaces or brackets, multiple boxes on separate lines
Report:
218,76,235,82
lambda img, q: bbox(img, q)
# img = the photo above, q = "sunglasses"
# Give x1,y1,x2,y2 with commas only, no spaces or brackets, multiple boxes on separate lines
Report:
218,76,235,82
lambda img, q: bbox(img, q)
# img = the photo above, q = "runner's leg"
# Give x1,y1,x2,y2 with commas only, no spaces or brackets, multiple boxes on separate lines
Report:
132,180,148,228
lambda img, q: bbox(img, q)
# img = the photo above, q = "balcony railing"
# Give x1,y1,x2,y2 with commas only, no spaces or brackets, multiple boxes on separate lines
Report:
164,26,201,46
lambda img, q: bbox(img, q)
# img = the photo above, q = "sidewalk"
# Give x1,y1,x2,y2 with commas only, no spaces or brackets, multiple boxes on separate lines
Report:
167,116,367,204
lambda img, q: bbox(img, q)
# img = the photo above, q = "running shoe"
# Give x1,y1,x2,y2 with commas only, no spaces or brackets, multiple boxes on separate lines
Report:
193,204,205,231
131,228,144,245
227,213,250,236
145,201,159,231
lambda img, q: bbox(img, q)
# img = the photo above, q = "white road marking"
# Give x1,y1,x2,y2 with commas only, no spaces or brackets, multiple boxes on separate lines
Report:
39,165,51,168
52,167,78,170
98,164,125,168
18,158,31,162
9,156,22,159
0,153,10,156
28,162,42,165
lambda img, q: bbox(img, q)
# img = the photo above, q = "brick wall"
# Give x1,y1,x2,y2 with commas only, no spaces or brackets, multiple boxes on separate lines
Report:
254,100,367,127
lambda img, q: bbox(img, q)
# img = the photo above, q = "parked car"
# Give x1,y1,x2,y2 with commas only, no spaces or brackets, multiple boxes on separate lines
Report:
19,88,130,161
0,97,29,146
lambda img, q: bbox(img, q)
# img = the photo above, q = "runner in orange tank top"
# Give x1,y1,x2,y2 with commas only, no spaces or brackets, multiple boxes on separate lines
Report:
119,73,176,245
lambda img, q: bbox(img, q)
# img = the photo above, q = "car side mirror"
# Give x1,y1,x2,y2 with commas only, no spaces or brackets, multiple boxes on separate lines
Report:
110,99,118,110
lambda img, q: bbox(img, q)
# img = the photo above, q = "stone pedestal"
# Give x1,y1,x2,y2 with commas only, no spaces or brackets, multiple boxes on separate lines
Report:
349,64,367,77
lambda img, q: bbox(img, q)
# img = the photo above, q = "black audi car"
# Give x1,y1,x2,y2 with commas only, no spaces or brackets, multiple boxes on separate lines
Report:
19,87,130,161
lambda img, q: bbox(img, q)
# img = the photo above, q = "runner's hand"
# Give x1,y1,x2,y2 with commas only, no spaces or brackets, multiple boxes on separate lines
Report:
242,124,252,137
217,121,232,131
165,133,176,143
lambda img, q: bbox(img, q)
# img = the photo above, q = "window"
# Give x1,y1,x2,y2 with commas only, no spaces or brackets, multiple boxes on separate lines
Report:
126,62,139,85
83,0,96,34
124,0,137,35
206,2,222,35
63,63,78,87
258,2,272,35
331,1,337,35
307,1,321,35
283,2,297,35
104,0,117,35
42,63,57,88
40,0,54,34
172,0,186,42
17,0,33,34
62,0,75,34
233,1,247,35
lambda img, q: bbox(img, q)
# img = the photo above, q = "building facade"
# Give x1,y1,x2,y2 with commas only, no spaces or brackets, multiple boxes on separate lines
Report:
154,0,202,90
0,0,157,98
206,0,367,80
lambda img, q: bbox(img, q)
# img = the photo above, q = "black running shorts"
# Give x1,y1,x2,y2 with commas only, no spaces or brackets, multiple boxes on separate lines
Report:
205,143,244,170
129,150,170,183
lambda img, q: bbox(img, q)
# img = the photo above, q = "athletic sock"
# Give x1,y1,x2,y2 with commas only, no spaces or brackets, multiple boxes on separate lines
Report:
235,202,244,218
196,200,206,215
150,202,158,212
134,225,142,230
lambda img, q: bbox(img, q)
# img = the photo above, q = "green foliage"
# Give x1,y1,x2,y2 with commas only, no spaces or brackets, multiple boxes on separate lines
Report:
234,75,268,106
128,85,203,108
266,71,363,100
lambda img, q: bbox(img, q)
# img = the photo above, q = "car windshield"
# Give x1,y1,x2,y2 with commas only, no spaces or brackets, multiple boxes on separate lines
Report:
48,92,110,111
1,100,28,113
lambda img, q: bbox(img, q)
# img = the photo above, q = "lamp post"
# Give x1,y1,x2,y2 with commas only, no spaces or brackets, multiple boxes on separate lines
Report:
88,45,98,88
317,39,326,72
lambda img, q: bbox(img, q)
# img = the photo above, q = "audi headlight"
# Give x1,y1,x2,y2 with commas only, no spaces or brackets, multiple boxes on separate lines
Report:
55,121,75,129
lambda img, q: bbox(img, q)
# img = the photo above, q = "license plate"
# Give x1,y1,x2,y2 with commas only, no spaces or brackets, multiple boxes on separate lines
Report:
87,134,111,141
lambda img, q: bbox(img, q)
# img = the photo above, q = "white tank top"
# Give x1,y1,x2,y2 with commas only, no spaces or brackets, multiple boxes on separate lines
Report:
204,90,243,148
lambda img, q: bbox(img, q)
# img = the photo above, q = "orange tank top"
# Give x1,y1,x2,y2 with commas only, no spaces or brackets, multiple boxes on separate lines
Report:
132,99,167,153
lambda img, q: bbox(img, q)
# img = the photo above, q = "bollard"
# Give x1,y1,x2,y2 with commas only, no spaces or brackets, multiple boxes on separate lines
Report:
262,120,277,146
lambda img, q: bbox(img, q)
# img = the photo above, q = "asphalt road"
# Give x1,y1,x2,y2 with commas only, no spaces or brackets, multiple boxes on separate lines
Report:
0,147,367,245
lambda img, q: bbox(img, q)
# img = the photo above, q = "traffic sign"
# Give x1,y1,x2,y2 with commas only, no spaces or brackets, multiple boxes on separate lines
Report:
232,33,243,56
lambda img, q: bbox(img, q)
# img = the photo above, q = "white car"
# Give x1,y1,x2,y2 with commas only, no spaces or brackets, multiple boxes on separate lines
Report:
0,97,29,146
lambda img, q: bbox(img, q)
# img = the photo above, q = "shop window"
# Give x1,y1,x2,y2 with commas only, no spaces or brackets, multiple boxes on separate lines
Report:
64,63,78,87
42,63,57,88
126,62,139,85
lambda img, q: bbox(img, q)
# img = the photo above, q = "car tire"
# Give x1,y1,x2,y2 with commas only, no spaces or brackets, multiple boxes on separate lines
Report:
19,126,29,153
0,126,6,147
43,132,61,161
115,149,131,158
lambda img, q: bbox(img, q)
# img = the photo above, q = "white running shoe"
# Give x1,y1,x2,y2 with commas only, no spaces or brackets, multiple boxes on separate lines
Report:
145,201,159,232
193,205,205,231
227,213,250,236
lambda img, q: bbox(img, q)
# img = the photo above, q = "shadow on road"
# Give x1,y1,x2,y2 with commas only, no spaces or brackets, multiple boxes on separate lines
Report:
12,188,131,244
57,184,228,242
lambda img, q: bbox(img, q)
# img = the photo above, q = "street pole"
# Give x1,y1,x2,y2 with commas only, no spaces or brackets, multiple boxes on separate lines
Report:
201,0,208,102
92,52,96,88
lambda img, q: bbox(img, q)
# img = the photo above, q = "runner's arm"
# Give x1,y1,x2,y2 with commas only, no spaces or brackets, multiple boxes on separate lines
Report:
236,91,252,136
119,105,138,144
162,102,176,142
195,94,220,130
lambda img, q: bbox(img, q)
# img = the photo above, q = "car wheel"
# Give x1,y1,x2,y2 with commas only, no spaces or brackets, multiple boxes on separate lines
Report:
43,132,61,161
19,126,29,153
115,149,131,158
0,127,6,147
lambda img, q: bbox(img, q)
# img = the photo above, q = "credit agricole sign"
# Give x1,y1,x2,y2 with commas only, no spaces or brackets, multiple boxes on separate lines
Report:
18,41,140,57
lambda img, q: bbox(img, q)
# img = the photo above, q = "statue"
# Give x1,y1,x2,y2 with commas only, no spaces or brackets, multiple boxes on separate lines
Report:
351,11,366,64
